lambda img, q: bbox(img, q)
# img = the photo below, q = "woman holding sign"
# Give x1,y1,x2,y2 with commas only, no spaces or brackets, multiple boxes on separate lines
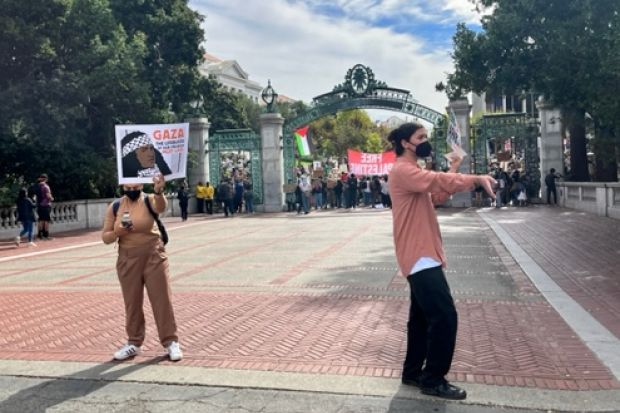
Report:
121,131,172,178
101,173,182,362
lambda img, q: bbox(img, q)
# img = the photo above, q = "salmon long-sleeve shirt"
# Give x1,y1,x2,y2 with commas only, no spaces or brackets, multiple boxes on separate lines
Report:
389,157,478,276
101,194,167,248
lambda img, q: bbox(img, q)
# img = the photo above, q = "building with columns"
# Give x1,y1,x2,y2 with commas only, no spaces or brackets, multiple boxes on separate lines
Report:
198,53,263,103
472,92,539,118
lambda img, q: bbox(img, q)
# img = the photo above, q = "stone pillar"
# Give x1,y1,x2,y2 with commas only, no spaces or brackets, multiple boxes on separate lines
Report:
446,98,473,207
260,113,285,212
536,98,563,202
185,117,210,190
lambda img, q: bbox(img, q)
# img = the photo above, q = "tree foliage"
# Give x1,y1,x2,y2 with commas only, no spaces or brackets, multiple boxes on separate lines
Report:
0,0,213,205
439,0,620,181
308,109,390,158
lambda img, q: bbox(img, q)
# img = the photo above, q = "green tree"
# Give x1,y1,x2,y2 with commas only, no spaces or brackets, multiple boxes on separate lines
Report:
439,0,620,181
0,0,207,204
309,109,383,158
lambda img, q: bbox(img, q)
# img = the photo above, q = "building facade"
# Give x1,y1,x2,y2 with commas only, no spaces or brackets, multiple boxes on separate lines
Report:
198,53,263,102
472,92,539,118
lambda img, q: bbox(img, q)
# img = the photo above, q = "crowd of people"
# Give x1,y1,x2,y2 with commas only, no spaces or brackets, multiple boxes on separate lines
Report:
285,170,392,214
192,172,255,218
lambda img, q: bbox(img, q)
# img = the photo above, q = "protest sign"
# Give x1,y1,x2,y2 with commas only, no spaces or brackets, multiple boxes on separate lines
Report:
115,123,189,184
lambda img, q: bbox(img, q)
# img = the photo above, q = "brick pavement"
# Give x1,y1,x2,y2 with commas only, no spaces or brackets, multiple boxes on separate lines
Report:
481,205,620,340
0,208,618,393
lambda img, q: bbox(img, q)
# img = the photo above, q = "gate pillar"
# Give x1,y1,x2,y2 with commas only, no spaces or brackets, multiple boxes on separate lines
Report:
260,113,285,212
536,98,564,201
447,98,473,207
186,116,210,189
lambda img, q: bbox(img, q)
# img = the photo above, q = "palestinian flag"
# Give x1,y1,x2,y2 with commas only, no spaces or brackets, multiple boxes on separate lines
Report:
294,126,311,157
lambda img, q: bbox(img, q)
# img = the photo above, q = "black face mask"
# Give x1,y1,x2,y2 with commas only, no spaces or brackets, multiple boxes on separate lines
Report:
415,141,433,158
124,189,142,201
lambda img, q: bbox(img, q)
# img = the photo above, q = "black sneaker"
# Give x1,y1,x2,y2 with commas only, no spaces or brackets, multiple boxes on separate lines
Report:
421,382,467,400
401,377,421,388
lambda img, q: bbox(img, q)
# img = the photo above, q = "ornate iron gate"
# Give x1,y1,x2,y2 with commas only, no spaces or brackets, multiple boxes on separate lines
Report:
282,64,444,184
209,129,263,204
472,114,540,198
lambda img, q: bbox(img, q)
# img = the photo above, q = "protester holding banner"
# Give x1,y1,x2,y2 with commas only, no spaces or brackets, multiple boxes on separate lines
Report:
101,173,182,362
388,122,495,400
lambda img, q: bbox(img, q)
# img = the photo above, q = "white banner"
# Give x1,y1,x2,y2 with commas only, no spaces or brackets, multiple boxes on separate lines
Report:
115,123,189,184
447,108,462,147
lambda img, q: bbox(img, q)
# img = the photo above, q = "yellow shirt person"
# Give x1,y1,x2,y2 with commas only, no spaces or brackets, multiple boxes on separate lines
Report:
195,182,208,213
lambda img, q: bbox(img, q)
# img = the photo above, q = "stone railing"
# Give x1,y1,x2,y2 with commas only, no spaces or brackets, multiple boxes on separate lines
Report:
559,182,620,220
0,194,189,240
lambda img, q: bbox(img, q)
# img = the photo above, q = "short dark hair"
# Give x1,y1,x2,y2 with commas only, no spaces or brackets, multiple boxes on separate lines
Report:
550,168,556,173
387,122,424,156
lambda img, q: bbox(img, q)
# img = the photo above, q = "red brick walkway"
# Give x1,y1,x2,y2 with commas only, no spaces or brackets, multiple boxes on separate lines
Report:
485,206,620,340
0,209,618,391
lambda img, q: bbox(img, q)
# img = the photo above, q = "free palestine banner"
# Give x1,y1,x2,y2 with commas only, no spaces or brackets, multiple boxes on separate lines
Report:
115,123,189,184
347,149,395,176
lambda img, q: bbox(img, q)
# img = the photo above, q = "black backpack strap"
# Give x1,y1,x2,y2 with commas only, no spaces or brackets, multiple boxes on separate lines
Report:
144,195,169,245
112,199,121,217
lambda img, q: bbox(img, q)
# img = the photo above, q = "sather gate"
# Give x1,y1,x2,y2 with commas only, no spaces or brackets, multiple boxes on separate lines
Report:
282,64,444,185
189,64,549,211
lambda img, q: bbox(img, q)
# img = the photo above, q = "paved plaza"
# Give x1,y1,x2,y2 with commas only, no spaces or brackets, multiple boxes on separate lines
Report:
0,206,619,412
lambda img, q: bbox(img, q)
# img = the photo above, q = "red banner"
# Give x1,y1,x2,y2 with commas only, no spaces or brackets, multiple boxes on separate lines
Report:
347,149,395,176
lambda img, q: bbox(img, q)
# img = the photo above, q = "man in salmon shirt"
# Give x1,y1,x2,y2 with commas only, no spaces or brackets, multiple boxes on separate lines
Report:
388,122,496,400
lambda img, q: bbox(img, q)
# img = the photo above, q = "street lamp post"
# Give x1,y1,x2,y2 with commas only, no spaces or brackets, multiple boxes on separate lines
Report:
261,80,278,113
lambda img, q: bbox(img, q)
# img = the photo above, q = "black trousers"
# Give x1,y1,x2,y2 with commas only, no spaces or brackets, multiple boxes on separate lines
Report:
547,187,557,204
403,266,458,387
205,199,213,214
179,202,188,220
196,198,204,213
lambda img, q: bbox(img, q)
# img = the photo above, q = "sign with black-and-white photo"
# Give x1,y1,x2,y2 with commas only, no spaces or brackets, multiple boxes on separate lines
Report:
115,123,189,184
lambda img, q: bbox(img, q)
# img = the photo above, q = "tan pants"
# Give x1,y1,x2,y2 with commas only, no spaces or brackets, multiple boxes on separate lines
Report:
116,240,178,347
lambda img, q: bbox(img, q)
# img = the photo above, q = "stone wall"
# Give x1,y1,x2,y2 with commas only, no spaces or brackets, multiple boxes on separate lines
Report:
1,194,187,240
559,182,620,220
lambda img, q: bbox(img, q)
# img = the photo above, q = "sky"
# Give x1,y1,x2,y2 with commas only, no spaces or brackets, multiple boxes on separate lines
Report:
189,0,484,118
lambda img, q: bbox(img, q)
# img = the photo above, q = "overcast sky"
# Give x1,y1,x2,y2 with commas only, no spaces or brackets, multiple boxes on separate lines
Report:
189,0,483,117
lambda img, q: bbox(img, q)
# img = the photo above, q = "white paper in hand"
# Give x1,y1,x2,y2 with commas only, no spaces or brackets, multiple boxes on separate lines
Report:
444,143,468,163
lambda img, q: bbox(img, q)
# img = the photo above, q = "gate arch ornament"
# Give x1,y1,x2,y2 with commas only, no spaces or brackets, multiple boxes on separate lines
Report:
282,64,444,182
209,129,264,204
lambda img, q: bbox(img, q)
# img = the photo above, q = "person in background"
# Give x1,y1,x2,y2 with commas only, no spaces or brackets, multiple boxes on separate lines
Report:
285,180,297,212
388,122,495,400
234,178,244,213
195,181,207,214
217,178,234,217
362,176,372,207
312,179,323,210
205,182,215,214
545,168,561,205
15,188,37,247
101,173,182,362
243,178,254,214
177,181,188,221
35,173,54,240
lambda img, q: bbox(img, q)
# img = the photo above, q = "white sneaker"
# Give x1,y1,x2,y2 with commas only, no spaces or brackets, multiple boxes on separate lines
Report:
14,236,20,247
28,242,37,247
113,343,141,360
166,341,183,361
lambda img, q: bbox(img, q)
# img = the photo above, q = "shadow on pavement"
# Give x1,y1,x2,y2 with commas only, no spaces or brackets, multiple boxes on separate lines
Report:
0,357,165,413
